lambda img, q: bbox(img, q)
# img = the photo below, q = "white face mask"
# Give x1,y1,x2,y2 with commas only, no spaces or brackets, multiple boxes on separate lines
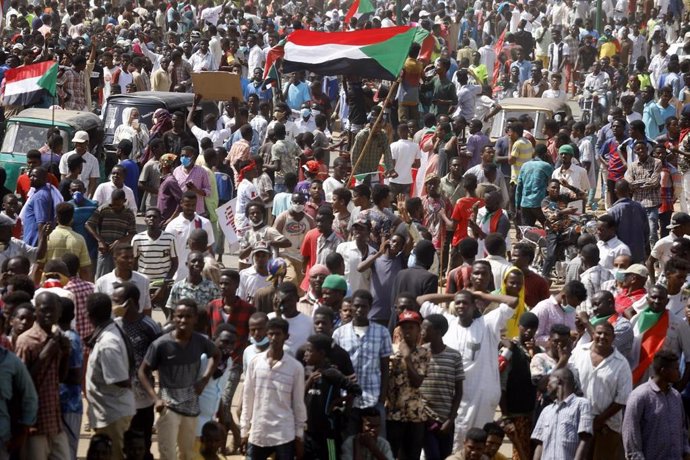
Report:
291,203,305,213
251,217,264,227
607,115,614,124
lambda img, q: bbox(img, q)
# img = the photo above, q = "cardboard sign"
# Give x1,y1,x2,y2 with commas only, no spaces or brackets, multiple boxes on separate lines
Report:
191,72,243,101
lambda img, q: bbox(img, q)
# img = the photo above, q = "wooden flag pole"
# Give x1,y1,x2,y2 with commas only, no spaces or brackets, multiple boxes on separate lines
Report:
346,77,401,186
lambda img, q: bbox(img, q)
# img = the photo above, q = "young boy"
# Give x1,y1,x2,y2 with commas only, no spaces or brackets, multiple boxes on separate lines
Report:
195,421,229,460
340,297,354,325
240,317,307,458
1,194,22,239
271,172,298,220
341,407,394,460
386,310,429,460
243,312,269,373
303,333,362,459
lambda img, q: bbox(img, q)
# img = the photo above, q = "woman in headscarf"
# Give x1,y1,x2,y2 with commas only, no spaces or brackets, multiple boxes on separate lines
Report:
113,107,150,162
140,108,172,164
493,266,527,338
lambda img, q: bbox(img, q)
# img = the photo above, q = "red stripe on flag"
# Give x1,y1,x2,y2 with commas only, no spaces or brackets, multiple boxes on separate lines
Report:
491,29,507,86
4,61,56,83
343,0,360,24
262,46,284,81
286,26,413,47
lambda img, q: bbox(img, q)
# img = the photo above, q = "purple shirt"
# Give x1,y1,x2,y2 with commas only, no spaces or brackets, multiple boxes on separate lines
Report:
172,165,211,214
158,175,184,222
530,295,577,348
466,132,490,169
622,379,690,460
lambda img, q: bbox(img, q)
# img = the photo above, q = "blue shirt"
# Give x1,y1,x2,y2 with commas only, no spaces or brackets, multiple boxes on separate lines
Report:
225,127,261,155
511,60,533,86
69,197,99,261
285,81,311,111
59,329,83,414
23,187,56,246
643,100,664,139
0,348,37,442
332,322,392,408
607,197,650,264
245,81,273,103
120,159,140,204
515,158,554,208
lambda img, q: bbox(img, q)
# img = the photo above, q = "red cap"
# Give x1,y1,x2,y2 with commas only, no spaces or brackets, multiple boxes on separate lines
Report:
398,310,422,325
302,160,320,174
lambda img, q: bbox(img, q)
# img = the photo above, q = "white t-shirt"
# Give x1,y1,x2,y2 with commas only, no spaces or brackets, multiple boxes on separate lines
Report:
390,139,421,185
268,311,314,356
238,266,272,303
323,177,345,202
542,89,567,100
92,182,138,215
235,179,259,234
164,213,215,281
59,151,100,183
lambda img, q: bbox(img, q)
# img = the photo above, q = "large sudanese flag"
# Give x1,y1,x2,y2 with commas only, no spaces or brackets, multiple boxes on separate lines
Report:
263,26,417,81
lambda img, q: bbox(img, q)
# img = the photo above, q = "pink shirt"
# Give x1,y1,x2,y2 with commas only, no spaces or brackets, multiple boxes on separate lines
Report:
172,165,212,215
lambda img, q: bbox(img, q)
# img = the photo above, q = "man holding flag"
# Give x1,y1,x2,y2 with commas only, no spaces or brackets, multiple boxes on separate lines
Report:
629,284,690,388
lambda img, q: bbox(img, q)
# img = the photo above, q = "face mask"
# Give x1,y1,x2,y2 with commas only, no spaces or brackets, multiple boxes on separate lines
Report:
180,156,192,167
614,269,626,282
251,217,264,227
300,108,311,119
607,115,614,124
291,203,305,213
562,304,576,314
72,191,84,204
250,335,270,346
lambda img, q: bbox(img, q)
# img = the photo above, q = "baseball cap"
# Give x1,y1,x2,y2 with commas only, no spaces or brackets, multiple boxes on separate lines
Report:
621,264,649,278
558,144,575,156
322,274,347,292
72,130,89,143
398,310,422,325
351,216,371,228
303,160,320,174
251,242,271,255
667,212,690,229
159,154,177,167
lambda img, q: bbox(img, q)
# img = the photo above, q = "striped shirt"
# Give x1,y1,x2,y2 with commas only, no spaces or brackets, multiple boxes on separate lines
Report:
419,344,465,422
510,137,534,183
532,394,593,458
86,205,136,244
131,231,178,280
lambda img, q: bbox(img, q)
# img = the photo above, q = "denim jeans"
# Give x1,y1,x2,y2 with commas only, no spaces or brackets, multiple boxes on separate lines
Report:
646,206,659,247
246,441,295,460
542,231,568,278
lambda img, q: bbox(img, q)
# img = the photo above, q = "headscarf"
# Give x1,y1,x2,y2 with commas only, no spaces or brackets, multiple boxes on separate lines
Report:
141,108,172,164
238,160,256,182
494,266,527,339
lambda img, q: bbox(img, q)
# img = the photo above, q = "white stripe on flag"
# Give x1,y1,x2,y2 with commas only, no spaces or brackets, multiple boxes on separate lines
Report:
284,42,369,65
4,75,42,97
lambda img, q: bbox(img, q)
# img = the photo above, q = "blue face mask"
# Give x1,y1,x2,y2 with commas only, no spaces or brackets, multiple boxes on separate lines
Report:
180,156,192,168
250,335,269,347
563,304,576,314
614,269,626,282
72,191,84,204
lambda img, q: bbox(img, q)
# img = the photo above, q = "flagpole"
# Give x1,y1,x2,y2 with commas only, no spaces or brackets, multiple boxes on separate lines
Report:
346,76,401,187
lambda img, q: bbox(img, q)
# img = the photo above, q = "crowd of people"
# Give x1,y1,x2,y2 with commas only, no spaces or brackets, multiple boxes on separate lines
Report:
4,0,690,459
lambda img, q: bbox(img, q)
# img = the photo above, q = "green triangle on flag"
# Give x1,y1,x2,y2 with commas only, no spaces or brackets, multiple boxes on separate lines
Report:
360,27,417,79
358,0,374,14
413,27,430,45
37,62,58,97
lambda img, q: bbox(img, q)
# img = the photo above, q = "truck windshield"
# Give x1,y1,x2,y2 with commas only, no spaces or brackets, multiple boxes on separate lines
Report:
1,124,69,154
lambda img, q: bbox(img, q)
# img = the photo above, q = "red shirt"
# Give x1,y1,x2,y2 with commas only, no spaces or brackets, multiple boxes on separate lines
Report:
300,228,320,292
207,297,256,363
523,270,550,308
451,196,483,245
15,172,59,203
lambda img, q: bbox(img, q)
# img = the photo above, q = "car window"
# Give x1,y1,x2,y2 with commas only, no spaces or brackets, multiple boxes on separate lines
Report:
1,124,69,154
490,110,547,140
